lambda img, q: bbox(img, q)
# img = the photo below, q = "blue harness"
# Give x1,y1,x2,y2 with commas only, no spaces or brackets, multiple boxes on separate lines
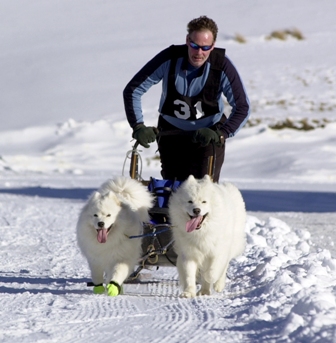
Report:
148,178,182,211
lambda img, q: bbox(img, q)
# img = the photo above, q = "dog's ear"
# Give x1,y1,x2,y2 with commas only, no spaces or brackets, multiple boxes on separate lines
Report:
186,175,196,183
106,191,121,205
91,191,101,200
202,174,211,182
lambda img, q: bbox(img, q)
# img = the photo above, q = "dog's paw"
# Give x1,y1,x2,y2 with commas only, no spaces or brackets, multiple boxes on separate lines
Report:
213,280,225,293
107,281,123,296
107,284,119,296
93,285,105,295
180,291,196,298
197,288,211,296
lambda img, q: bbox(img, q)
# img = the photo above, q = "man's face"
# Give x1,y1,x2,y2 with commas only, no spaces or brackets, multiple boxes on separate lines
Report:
186,30,215,68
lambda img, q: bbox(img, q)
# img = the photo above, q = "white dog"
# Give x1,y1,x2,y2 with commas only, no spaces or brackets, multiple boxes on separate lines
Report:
169,175,246,298
76,176,153,296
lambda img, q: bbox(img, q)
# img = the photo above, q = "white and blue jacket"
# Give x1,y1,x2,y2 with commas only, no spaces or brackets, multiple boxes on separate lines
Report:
123,44,250,139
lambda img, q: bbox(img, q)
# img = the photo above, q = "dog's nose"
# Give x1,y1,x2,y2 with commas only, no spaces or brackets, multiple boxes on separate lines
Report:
98,221,105,228
193,208,201,215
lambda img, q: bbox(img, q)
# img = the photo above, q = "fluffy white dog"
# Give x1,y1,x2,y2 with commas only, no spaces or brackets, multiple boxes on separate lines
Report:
76,176,153,296
169,175,246,298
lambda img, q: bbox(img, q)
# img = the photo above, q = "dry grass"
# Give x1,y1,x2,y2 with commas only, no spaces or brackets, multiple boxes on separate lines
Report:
286,28,305,40
246,117,331,131
270,118,314,130
266,30,288,41
266,28,305,41
227,28,304,43
234,33,247,43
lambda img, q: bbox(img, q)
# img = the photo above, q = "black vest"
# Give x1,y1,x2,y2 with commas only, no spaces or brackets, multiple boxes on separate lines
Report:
161,44,226,121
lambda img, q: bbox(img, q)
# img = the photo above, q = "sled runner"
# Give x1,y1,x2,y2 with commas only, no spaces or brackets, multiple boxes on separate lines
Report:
126,131,217,278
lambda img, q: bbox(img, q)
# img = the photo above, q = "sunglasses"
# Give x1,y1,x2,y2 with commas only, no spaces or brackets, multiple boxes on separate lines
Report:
188,39,213,51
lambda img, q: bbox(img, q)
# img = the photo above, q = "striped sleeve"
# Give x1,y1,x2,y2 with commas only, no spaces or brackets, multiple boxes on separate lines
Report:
217,56,250,138
123,47,172,128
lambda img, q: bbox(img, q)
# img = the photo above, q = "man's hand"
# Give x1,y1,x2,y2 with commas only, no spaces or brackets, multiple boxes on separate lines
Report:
192,128,220,147
132,124,158,148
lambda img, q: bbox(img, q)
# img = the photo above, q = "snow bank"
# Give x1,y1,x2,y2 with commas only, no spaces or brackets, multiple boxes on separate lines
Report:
229,216,336,340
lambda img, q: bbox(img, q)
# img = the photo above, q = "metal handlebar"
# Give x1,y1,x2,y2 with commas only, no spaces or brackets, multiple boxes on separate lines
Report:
129,141,140,180
129,130,217,181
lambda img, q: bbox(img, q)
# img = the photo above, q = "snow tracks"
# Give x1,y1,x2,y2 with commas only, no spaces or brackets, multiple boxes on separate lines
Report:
0,193,336,342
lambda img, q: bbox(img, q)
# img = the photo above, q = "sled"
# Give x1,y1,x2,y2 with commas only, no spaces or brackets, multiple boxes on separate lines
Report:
126,133,217,278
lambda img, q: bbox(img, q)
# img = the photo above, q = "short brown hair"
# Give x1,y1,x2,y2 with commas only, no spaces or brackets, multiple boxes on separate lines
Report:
187,16,218,42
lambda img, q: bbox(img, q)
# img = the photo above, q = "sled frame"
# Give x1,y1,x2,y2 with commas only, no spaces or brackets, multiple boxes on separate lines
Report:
127,131,217,271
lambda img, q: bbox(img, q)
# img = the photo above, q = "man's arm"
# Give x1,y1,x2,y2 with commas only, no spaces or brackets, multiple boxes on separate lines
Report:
123,47,172,128
217,56,250,138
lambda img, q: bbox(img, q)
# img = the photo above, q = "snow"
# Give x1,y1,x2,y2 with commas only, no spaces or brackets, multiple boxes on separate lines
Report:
0,0,336,342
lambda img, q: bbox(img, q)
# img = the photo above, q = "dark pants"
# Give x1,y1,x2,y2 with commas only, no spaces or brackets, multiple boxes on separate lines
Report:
157,134,225,182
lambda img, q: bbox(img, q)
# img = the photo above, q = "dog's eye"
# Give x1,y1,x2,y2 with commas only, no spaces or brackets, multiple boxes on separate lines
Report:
202,201,207,203
107,214,111,217
93,214,98,217
188,200,193,204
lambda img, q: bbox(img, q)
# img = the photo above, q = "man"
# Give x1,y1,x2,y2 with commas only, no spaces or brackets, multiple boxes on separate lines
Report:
123,16,250,182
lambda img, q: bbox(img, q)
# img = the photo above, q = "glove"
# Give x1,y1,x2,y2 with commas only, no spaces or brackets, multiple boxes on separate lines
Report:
192,128,221,147
132,124,157,148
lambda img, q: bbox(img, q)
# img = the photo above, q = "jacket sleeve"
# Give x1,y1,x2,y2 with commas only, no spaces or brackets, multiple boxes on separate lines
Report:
217,56,250,139
123,47,171,128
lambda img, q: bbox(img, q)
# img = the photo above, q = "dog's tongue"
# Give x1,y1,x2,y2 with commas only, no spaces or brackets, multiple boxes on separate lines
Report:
186,216,203,233
97,229,108,243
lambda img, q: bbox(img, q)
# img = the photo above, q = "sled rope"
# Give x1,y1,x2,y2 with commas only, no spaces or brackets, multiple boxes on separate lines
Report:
127,225,170,239
139,238,175,265
128,238,175,280
144,239,174,258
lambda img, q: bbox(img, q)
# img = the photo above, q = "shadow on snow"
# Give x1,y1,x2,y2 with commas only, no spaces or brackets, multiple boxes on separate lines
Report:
0,273,91,295
0,186,335,213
